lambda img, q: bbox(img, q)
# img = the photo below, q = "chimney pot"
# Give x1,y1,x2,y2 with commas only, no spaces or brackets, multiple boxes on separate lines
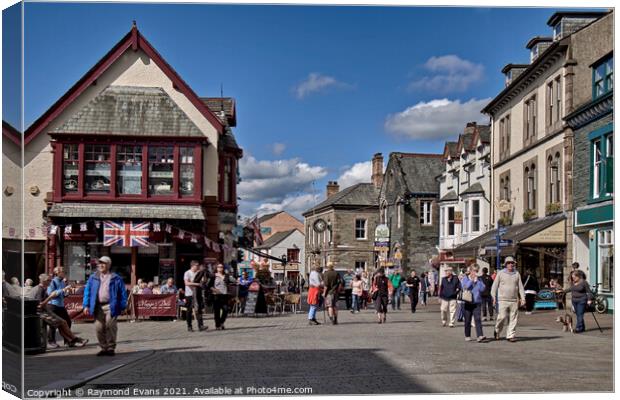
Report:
326,181,340,198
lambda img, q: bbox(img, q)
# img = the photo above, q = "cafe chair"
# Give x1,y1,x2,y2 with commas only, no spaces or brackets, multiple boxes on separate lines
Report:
283,294,301,314
265,294,284,316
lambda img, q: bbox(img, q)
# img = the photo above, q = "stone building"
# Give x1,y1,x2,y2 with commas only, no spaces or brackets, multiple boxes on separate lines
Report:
438,122,492,270
464,10,611,283
564,15,614,310
379,152,444,273
19,23,243,286
302,154,382,272
253,228,305,283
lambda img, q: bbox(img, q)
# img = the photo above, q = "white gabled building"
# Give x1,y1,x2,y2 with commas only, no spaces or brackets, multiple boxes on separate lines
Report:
437,122,492,268
253,228,305,283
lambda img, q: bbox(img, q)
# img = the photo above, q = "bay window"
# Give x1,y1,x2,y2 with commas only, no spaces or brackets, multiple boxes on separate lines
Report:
56,140,202,201
85,144,111,194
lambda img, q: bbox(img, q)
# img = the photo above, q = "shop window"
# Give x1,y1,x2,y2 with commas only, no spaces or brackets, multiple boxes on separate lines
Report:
64,242,87,281
148,146,174,196
598,229,614,292
420,200,432,225
63,144,79,194
179,147,195,195
84,144,111,194
117,145,143,195
355,219,367,240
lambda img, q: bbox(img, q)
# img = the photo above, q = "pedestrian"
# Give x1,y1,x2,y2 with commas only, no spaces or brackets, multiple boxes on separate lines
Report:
307,264,323,325
563,270,594,333
183,260,206,332
322,262,342,325
142,282,154,295
34,274,88,349
491,256,526,342
523,269,539,315
209,264,236,330
238,271,252,313
160,278,177,294
46,266,73,348
351,274,363,313
371,268,392,324
405,270,420,313
480,267,494,321
419,272,428,306
439,267,461,327
343,269,354,310
389,270,403,310
82,256,127,356
361,271,370,309
132,279,143,295
461,265,487,342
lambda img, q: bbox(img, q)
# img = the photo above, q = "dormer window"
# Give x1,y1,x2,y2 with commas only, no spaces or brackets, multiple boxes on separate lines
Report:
505,70,512,86
553,23,561,41
530,46,539,63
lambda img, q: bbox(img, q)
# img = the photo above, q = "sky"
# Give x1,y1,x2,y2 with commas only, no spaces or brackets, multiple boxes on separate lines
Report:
3,2,598,218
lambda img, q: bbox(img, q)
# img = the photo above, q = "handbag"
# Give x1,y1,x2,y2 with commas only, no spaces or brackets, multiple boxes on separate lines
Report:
458,281,474,303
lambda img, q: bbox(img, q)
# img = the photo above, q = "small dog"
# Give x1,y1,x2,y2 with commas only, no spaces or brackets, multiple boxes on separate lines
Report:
556,314,574,333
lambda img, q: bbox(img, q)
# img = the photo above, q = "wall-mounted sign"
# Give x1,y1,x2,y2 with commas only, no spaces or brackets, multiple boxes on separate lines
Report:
374,224,390,242
454,211,463,224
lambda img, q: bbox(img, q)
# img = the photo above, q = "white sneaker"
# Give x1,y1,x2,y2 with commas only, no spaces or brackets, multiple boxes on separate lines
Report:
465,337,473,341
442,322,447,327
525,311,532,315
449,323,455,328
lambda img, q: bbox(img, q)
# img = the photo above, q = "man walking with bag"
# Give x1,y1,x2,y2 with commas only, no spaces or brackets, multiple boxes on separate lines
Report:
491,256,525,342
439,267,460,327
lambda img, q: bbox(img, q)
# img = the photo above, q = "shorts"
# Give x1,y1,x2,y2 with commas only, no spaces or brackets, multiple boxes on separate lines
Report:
324,293,338,308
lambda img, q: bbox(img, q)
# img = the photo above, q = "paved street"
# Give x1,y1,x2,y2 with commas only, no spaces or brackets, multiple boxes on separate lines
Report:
18,299,613,396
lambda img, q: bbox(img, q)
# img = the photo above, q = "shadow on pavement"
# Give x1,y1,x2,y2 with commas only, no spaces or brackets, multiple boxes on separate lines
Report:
77,348,431,395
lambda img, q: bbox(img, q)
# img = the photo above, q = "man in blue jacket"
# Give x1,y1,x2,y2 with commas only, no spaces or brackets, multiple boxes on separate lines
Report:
83,256,127,356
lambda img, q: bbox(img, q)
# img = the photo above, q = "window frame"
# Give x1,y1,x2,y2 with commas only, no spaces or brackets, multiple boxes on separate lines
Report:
54,139,203,204
592,55,613,99
419,200,433,226
471,199,481,233
597,229,614,293
354,218,367,240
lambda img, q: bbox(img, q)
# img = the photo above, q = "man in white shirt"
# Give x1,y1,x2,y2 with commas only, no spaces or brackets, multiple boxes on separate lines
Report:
184,260,205,332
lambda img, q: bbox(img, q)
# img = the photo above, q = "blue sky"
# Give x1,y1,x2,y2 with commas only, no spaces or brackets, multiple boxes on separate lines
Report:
3,3,597,217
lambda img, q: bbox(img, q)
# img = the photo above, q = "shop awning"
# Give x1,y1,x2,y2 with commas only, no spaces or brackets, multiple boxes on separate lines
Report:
48,203,206,220
452,213,566,258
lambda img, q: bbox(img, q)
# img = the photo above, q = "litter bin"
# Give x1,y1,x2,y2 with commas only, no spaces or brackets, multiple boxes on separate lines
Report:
3,297,46,354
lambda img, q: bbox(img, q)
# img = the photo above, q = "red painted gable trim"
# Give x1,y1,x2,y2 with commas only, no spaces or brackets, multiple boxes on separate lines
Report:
2,121,22,146
24,25,223,146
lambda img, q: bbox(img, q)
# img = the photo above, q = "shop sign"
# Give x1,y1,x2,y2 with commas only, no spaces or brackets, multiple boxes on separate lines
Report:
133,294,177,318
374,224,390,242
520,220,566,244
454,211,463,224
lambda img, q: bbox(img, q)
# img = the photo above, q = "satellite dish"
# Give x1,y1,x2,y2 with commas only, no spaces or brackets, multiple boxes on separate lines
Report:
497,199,512,213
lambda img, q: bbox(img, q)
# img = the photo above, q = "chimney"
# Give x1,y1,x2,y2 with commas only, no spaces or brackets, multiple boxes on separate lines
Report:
371,153,384,188
326,181,340,198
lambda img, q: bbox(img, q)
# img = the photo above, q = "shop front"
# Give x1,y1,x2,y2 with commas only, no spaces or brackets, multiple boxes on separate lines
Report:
453,213,567,285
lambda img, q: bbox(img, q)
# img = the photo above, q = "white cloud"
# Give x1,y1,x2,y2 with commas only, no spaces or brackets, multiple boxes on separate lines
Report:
271,142,286,156
337,161,372,189
238,154,327,218
293,73,351,99
384,98,490,140
409,55,484,93
252,193,322,219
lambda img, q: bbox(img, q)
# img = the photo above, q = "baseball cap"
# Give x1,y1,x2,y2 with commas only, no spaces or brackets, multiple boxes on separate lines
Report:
504,256,516,265
98,256,112,265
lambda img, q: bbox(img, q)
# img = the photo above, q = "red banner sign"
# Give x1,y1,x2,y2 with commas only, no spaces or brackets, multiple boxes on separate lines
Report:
132,294,177,318
65,294,93,321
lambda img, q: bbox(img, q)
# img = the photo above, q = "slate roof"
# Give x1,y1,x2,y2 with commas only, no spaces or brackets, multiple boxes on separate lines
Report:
254,229,298,249
394,153,444,194
444,142,458,159
201,97,236,127
303,183,380,216
439,190,458,202
52,86,205,138
48,203,206,220
477,125,491,144
219,127,241,151
460,182,485,196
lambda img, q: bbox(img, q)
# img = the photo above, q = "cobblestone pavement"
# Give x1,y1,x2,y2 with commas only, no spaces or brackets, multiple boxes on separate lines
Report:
19,298,613,395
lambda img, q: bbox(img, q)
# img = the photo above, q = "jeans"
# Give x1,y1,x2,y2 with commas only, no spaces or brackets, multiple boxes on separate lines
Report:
344,289,353,310
464,303,483,338
213,294,228,328
391,288,401,310
573,299,587,332
420,291,427,305
409,291,419,312
525,294,536,312
185,296,204,328
352,294,361,312
481,295,494,318
308,305,318,320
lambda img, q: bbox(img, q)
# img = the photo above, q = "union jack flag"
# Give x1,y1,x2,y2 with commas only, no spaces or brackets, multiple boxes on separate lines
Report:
103,220,150,247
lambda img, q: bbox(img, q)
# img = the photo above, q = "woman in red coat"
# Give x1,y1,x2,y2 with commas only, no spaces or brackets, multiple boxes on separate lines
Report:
307,265,323,325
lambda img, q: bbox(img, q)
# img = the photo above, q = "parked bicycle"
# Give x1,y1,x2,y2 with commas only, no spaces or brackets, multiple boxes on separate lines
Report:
591,283,608,314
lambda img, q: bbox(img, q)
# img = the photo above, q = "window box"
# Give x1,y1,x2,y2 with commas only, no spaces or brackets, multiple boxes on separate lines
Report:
523,208,537,222
545,202,562,216
498,215,512,227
